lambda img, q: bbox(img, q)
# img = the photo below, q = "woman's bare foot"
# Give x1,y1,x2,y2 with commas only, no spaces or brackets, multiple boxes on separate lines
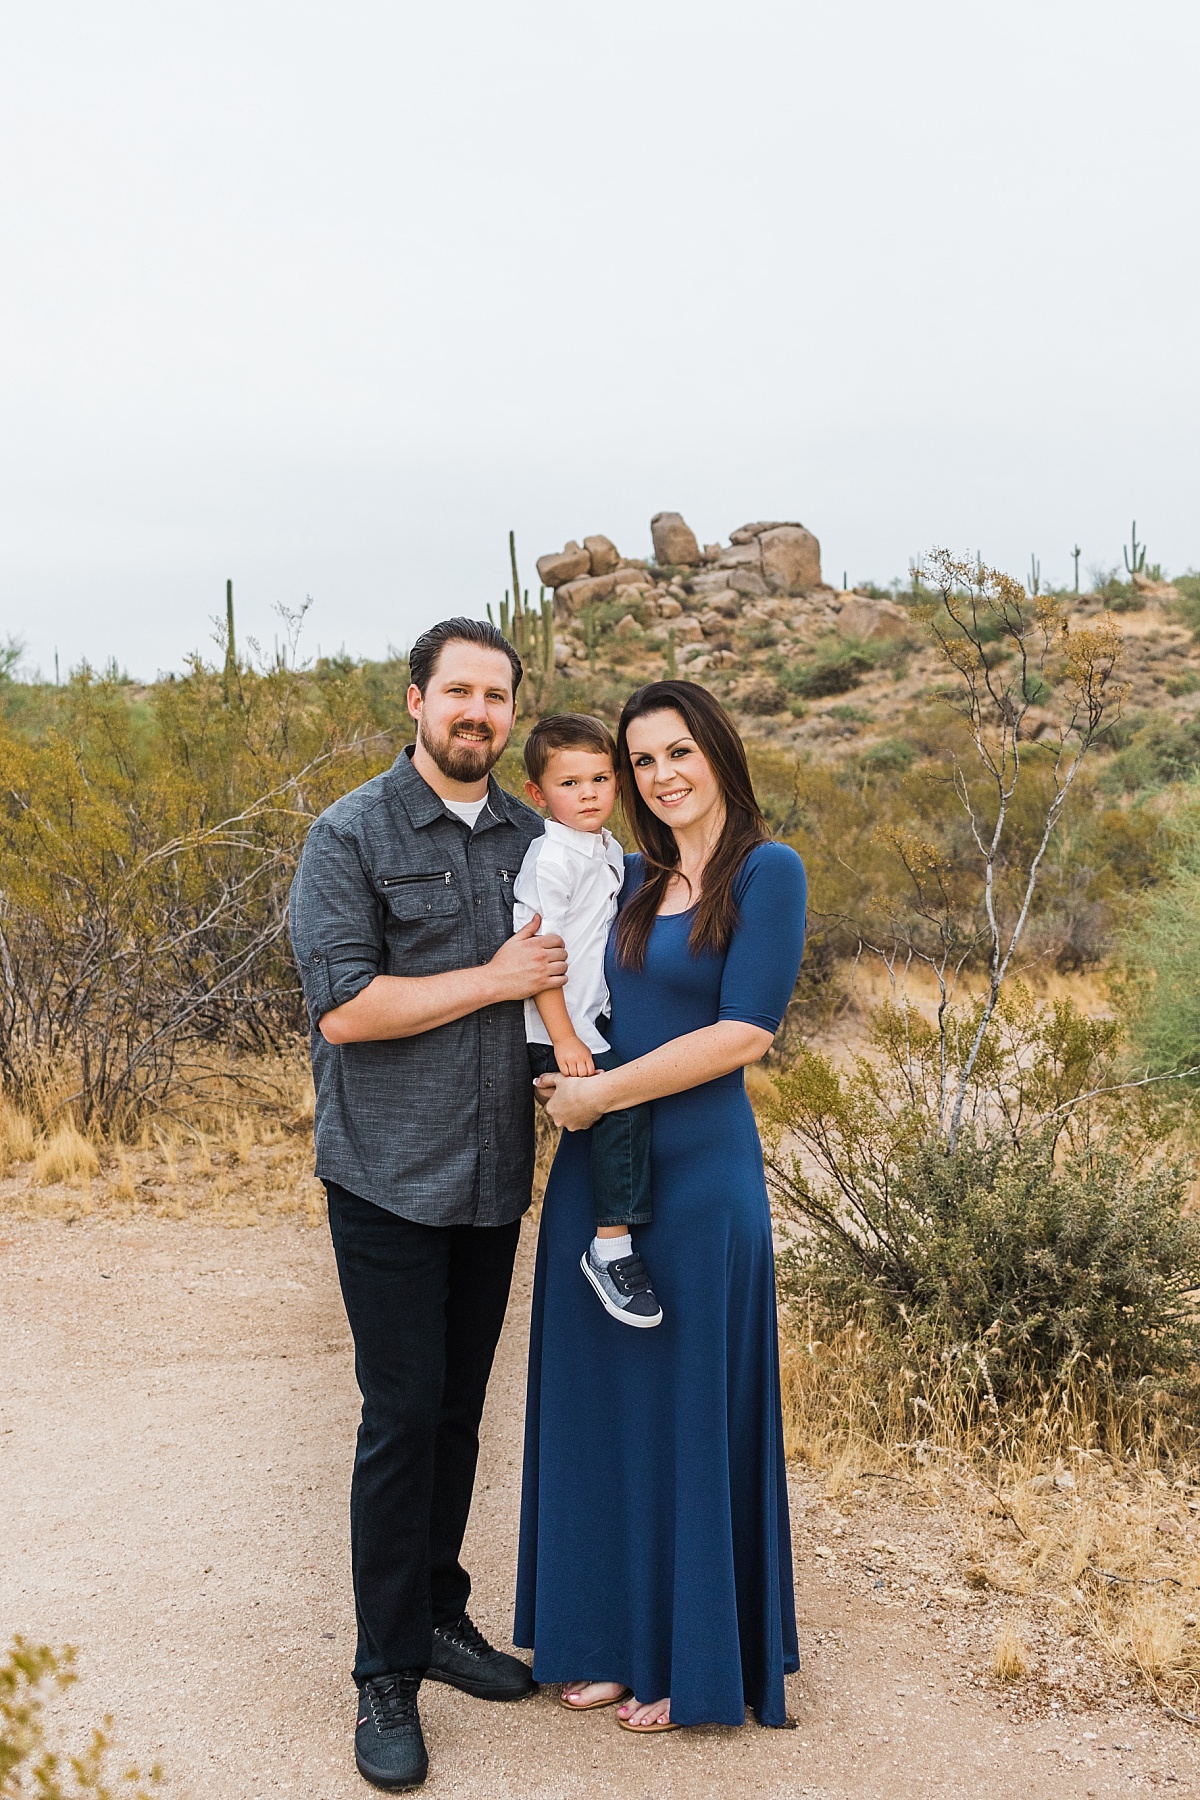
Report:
561,1681,628,1710
617,1696,673,1729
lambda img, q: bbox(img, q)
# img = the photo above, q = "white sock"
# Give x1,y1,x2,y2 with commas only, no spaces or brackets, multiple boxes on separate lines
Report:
592,1233,632,1264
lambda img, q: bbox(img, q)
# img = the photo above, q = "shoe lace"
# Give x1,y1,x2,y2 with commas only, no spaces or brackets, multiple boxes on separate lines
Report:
609,1253,652,1297
436,1612,491,1658
366,1673,421,1731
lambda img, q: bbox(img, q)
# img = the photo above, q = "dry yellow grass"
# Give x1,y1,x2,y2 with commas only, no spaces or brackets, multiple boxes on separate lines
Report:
34,1123,99,1186
991,1617,1031,1681
776,1288,1200,1714
0,1053,324,1226
0,1095,36,1169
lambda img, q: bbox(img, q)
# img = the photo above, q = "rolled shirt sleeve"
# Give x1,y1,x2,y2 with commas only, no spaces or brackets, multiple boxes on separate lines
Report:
288,818,383,1029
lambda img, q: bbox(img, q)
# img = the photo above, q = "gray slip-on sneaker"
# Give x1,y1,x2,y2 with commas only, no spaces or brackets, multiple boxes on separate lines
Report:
580,1246,663,1328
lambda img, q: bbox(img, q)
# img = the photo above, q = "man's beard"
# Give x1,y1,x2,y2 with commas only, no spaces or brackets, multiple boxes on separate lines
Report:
418,717,504,784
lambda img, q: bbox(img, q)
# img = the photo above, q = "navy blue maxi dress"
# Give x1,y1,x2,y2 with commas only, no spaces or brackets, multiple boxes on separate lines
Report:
514,841,807,1727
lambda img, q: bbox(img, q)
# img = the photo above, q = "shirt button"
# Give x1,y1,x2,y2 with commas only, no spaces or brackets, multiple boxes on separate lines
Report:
482,1139,490,1150
485,1078,492,1088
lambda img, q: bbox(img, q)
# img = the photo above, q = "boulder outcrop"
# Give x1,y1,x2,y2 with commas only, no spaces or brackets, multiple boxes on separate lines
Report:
535,510,825,627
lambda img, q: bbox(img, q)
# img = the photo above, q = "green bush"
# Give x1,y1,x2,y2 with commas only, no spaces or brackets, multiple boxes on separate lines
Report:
786,644,875,698
776,1132,1200,1403
1120,802,1200,1077
764,990,1200,1413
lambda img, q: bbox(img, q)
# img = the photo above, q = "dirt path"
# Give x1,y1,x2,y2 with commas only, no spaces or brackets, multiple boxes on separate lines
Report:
3,1215,1198,1798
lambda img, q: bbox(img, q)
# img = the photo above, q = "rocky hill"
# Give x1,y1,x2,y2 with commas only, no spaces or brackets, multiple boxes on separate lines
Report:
527,510,1200,772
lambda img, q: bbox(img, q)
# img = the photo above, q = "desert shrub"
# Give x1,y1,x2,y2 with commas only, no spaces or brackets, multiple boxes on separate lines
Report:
1120,800,1200,1078
785,644,875,698
861,738,913,771
737,677,788,715
0,1638,163,1797
1104,715,1200,793
0,651,408,1127
765,995,1200,1418
775,1130,1200,1403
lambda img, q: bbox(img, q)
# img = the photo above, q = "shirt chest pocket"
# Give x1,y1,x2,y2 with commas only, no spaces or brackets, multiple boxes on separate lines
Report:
379,869,461,921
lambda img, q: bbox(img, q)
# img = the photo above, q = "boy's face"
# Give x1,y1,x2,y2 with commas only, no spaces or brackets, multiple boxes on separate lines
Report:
526,748,617,833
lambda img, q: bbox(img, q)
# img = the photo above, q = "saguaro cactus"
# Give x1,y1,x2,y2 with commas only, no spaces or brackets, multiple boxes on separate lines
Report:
223,578,237,706
1072,544,1082,594
1123,521,1146,577
1028,555,1041,597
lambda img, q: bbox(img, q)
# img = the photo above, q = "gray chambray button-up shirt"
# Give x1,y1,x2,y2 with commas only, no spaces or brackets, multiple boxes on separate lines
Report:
289,747,544,1226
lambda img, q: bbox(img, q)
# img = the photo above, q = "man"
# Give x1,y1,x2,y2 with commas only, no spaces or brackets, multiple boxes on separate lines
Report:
289,618,564,1792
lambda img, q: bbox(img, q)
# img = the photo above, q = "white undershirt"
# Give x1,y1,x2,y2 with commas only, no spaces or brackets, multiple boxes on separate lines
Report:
511,820,625,1053
442,795,489,829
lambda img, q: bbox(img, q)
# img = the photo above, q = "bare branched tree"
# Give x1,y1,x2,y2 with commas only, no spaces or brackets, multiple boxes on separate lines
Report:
840,551,1127,1150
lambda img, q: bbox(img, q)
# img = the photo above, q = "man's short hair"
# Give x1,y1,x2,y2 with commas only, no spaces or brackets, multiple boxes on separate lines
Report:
408,617,523,697
523,713,617,786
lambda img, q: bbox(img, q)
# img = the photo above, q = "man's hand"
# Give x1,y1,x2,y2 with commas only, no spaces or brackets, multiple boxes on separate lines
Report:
486,914,567,1002
551,1035,595,1078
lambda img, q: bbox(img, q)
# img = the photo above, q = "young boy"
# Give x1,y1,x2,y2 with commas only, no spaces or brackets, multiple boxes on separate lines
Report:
512,714,662,1328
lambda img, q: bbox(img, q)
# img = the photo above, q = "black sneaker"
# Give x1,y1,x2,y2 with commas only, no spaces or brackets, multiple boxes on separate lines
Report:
580,1246,663,1328
355,1672,428,1791
426,1613,536,1701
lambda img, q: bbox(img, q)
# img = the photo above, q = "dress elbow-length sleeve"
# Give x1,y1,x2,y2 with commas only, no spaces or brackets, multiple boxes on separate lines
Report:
717,842,807,1035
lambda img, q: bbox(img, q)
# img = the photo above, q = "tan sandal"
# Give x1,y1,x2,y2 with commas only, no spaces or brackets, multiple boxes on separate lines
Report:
617,1710,678,1733
560,1683,632,1712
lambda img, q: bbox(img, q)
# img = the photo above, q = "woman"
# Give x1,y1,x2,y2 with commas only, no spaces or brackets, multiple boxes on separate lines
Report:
514,680,807,1731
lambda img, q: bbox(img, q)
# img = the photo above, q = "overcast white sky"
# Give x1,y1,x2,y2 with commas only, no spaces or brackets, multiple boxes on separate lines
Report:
2,0,1197,680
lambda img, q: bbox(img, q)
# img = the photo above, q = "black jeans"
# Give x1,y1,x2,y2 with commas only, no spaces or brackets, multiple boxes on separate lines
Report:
527,1043,653,1228
325,1181,521,1684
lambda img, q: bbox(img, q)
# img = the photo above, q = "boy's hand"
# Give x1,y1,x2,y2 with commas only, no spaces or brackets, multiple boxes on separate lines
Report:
552,1035,596,1078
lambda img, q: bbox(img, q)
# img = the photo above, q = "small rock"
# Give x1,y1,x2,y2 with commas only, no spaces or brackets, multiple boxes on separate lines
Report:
672,614,705,643
650,511,701,568
614,613,641,637
613,566,647,590
583,535,619,575
553,642,571,668
657,598,683,619
536,542,591,588
702,543,723,561
1054,1470,1077,1492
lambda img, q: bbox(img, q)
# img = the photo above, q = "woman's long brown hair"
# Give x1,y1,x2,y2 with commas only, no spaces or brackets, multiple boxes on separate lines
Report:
615,681,770,970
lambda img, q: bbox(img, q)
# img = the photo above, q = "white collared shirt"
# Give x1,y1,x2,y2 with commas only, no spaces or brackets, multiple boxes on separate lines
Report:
511,819,626,1053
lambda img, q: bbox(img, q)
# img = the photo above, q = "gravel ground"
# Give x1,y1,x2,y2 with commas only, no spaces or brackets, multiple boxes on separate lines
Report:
3,1213,1199,1798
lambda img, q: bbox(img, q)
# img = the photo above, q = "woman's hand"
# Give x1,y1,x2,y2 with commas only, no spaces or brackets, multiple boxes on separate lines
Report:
535,1071,610,1132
